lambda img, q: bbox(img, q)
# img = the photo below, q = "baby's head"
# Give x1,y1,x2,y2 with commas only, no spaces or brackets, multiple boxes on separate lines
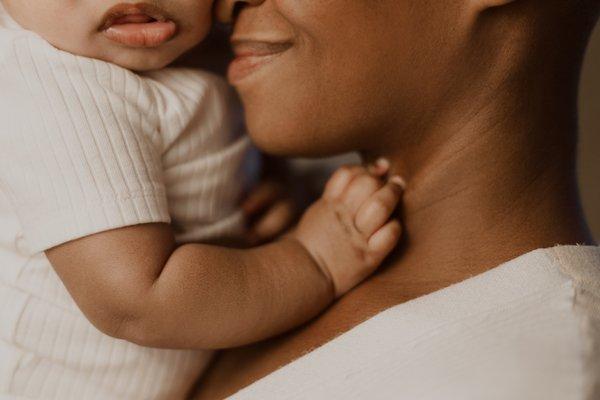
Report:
2,1,213,71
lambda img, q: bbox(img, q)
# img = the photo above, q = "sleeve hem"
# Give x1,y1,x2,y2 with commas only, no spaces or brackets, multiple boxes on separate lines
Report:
20,191,171,254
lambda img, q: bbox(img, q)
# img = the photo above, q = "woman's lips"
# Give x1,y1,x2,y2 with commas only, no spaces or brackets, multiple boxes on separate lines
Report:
100,3,177,48
229,40,293,83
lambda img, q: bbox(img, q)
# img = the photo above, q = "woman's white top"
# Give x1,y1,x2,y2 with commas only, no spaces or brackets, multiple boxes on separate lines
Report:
232,245,600,400
0,4,255,399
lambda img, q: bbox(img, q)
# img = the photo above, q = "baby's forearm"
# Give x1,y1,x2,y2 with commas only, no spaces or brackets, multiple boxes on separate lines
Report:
47,167,402,351
121,238,334,349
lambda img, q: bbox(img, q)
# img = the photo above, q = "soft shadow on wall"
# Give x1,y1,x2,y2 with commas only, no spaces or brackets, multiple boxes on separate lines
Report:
580,22,600,241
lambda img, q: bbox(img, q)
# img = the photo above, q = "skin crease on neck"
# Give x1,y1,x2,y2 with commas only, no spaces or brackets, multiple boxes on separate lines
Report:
194,0,599,397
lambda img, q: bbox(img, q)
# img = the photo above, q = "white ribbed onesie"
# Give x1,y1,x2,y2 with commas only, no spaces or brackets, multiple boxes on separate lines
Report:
0,4,255,399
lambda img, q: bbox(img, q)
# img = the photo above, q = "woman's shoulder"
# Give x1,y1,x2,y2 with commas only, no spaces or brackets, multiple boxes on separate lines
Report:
548,245,600,291
225,246,600,400
548,245,600,398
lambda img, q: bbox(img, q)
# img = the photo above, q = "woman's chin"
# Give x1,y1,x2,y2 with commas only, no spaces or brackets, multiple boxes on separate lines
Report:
246,122,353,158
246,130,308,157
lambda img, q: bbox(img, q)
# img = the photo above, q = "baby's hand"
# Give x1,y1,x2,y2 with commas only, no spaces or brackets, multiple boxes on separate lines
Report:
293,166,405,297
243,179,298,245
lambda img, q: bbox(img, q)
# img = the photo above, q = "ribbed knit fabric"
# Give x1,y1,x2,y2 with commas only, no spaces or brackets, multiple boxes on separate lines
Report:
0,4,255,399
231,246,600,400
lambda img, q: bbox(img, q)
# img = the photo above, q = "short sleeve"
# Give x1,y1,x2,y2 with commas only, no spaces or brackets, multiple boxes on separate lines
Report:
0,34,170,253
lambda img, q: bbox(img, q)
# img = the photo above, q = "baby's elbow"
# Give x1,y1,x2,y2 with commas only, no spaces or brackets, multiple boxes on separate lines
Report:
83,305,143,344
95,304,171,348
112,316,166,348
80,292,160,346
91,313,129,341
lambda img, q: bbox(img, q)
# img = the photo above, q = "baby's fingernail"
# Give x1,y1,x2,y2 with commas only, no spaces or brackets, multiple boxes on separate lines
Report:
375,158,390,171
390,175,407,190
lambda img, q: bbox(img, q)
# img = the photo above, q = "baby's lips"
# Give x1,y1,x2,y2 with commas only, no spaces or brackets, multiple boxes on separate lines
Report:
104,20,177,48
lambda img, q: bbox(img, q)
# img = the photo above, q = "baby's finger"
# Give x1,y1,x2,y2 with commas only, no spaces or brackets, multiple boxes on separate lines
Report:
323,165,367,200
242,181,281,217
367,219,402,267
354,177,405,237
367,158,391,177
247,200,297,245
341,173,384,214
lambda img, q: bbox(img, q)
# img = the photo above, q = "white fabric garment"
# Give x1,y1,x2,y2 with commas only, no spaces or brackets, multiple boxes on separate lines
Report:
231,246,600,400
0,3,255,399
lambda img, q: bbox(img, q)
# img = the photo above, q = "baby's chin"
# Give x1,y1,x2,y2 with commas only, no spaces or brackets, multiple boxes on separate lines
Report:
100,48,185,72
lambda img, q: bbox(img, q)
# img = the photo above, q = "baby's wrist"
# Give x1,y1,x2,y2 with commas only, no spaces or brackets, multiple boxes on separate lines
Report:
286,235,337,299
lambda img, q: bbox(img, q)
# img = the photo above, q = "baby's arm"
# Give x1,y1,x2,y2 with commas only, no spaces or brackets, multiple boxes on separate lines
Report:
0,39,400,350
46,167,403,349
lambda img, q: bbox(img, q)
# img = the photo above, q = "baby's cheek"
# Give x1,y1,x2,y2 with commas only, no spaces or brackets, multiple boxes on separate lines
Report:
183,3,213,44
189,0,213,28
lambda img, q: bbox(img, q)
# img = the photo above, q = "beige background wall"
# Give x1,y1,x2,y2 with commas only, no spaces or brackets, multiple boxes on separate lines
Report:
580,22,600,240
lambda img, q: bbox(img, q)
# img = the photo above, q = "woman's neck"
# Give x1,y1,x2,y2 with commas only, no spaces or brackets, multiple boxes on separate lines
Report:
366,81,595,300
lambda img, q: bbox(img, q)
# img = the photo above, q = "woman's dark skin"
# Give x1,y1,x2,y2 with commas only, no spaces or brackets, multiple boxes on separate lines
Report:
196,0,598,398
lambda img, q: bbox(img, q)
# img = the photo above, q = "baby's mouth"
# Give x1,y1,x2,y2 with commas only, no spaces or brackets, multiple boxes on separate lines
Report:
101,3,177,48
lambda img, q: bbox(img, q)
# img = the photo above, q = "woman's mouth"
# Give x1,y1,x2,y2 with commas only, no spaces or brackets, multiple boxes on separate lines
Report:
229,39,293,83
100,3,177,48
